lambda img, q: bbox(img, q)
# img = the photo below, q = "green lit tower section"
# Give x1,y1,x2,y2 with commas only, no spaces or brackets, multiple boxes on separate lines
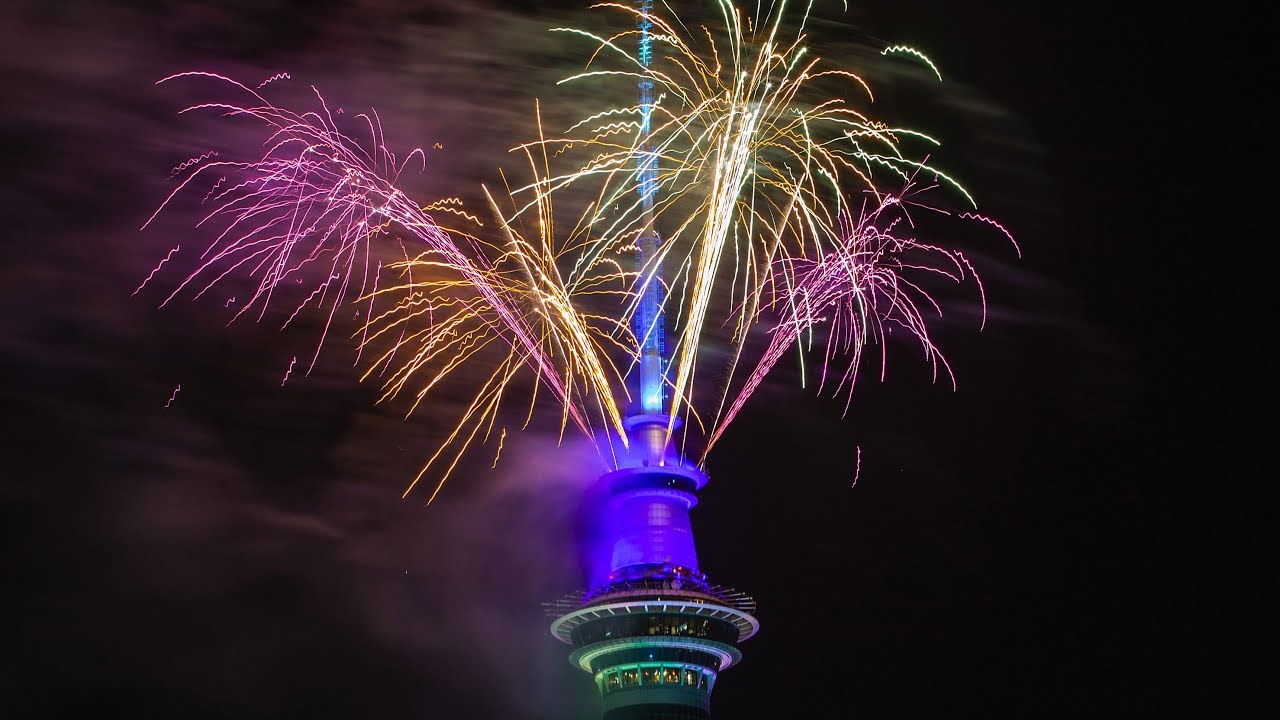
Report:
549,3,758,718
548,566,759,720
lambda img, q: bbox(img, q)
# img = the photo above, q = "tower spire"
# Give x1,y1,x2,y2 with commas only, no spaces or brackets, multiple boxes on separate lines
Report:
633,0,664,417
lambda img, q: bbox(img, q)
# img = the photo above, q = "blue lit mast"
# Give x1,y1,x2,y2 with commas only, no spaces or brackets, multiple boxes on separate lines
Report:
633,0,664,419
549,3,758,718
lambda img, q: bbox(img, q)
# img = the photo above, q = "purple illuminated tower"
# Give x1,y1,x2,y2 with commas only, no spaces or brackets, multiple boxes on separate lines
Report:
548,3,758,718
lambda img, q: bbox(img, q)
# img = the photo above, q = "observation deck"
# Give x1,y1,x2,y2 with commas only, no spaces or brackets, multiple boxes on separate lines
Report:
552,407,758,718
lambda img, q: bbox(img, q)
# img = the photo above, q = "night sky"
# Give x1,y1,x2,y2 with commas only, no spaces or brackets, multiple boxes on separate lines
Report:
2,1,1266,718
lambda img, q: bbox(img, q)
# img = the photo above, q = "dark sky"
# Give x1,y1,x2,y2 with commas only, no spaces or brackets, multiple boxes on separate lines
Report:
1,1,1266,718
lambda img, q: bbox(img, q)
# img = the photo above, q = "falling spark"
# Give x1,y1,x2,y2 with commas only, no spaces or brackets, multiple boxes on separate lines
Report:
539,0,1016,460
960,212,1021,256
881,45,943,81
170,151,217,178
491,428,507,468
852,445,861,488
282,356,296,386
200,176,226,204
257,71,291,89
165,384,181,408
133,245,179,296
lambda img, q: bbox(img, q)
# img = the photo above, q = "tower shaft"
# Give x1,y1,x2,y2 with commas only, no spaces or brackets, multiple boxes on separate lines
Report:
552,5,756,718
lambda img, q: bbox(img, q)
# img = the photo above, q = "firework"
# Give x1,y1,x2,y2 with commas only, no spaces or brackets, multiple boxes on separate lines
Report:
144,73,628,500
518,0,1017,460
144,1,1016,496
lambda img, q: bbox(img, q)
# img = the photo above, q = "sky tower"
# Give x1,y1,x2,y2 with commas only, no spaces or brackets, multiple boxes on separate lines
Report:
549,3,759,718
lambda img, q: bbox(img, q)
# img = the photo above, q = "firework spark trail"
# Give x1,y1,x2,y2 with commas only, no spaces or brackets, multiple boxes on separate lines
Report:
200,177,226,204
258,72,291,89
960,212,1022,257
281,356,296,385
165,384,181,408
146,2,1016,495
881,46,943,81
170,151,217,178
133,245,179,296
491,428,507,468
